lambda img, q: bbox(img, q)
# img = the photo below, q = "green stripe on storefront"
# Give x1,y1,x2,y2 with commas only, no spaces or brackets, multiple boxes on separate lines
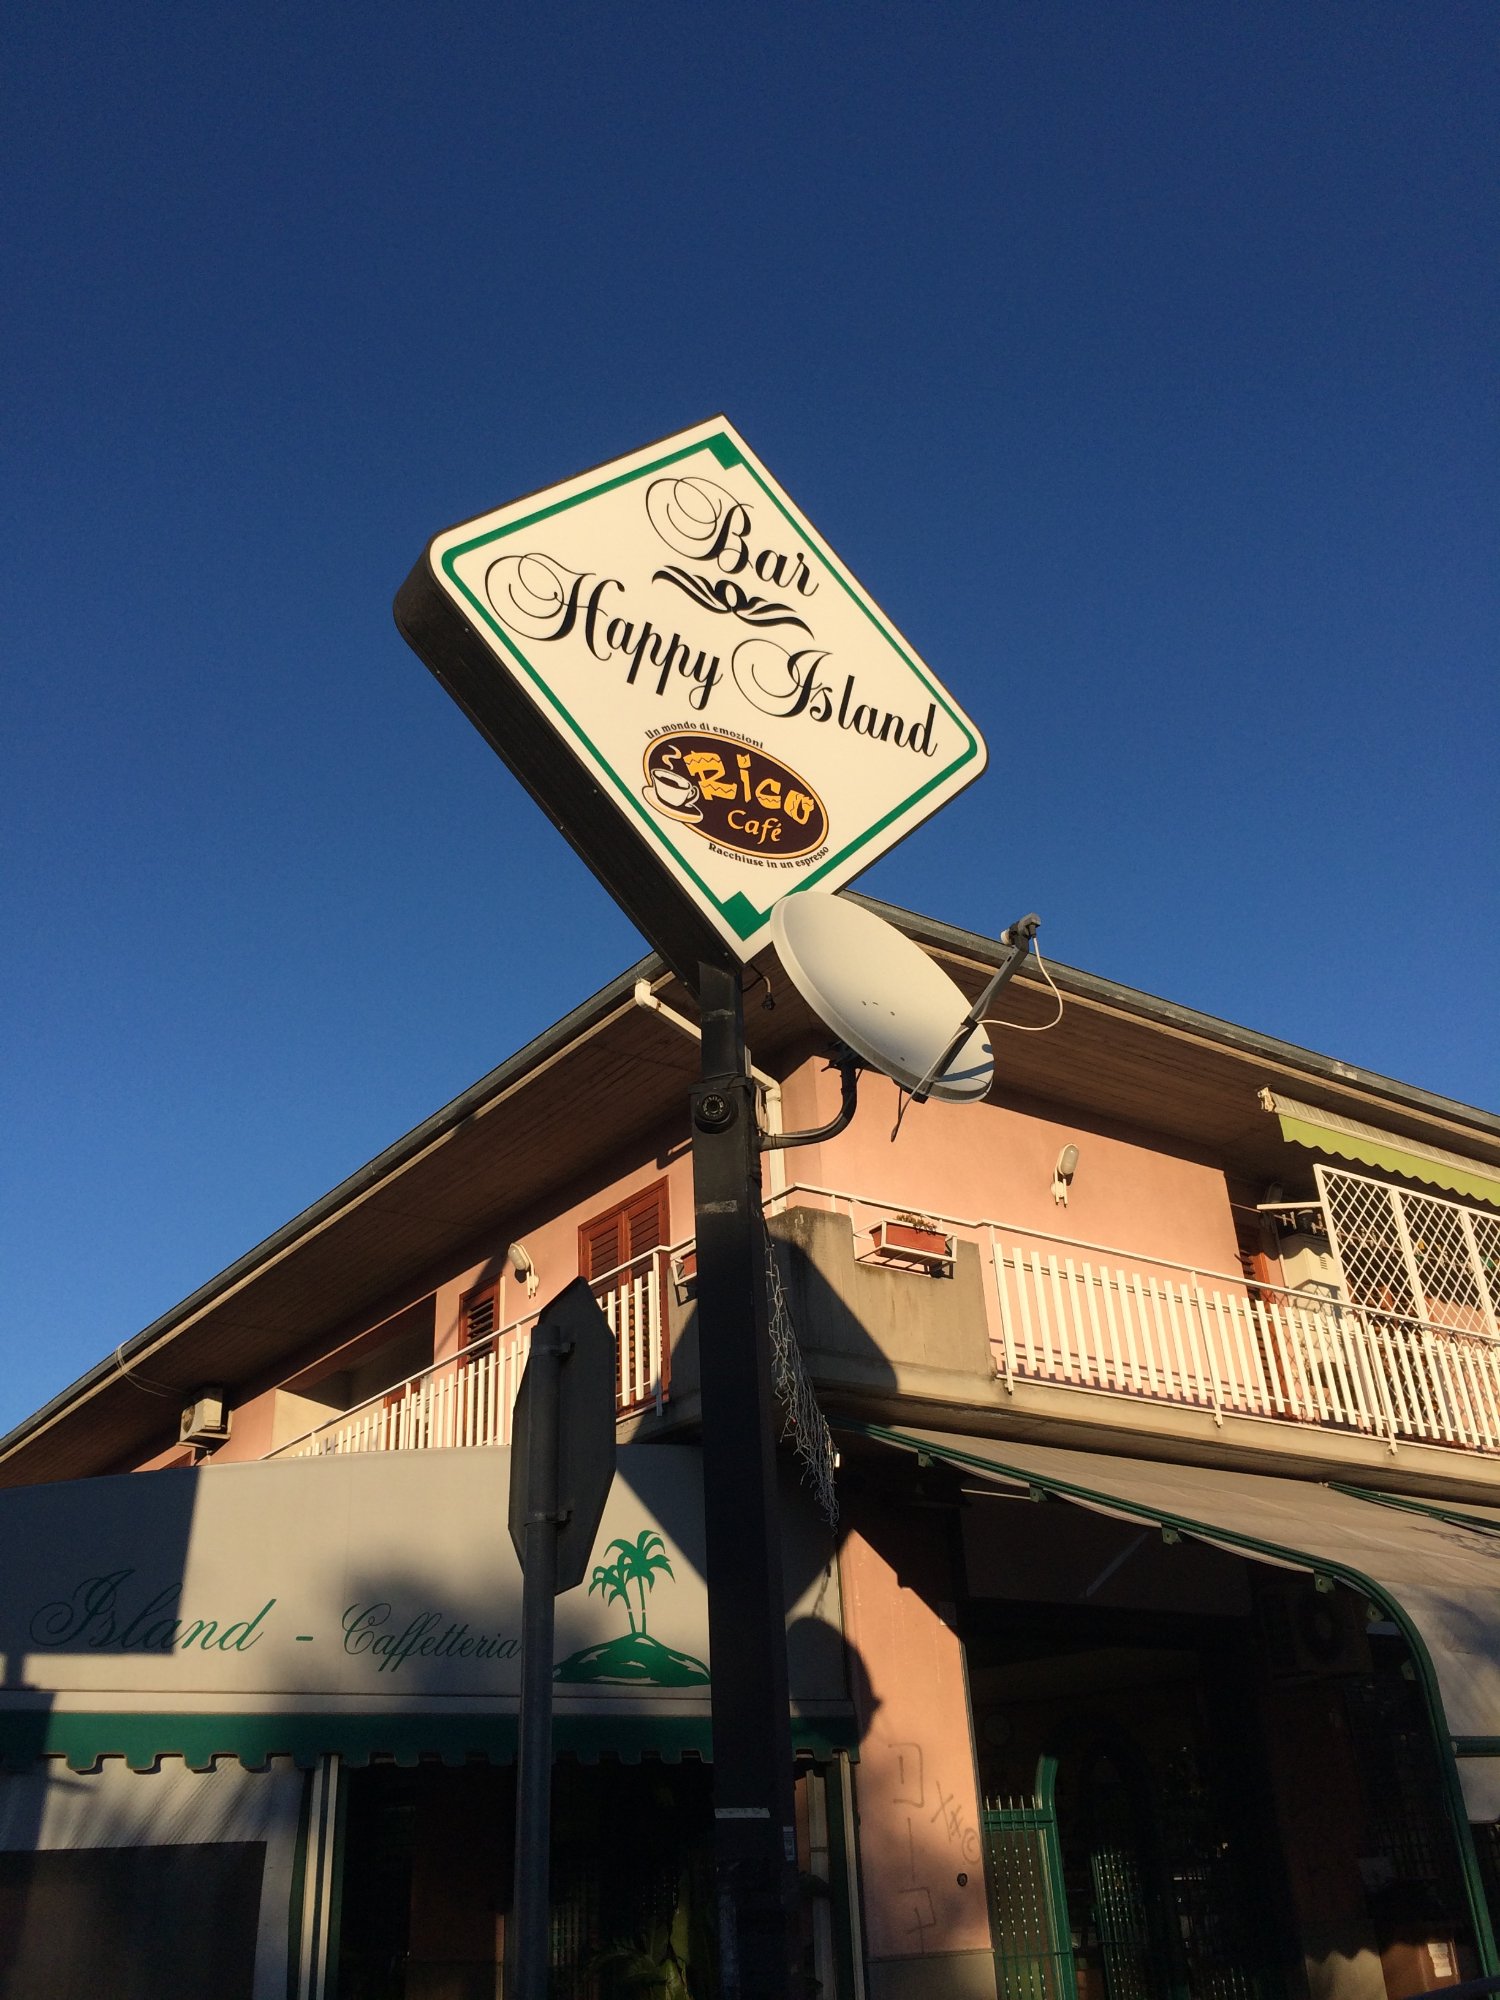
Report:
0,1710,859,1773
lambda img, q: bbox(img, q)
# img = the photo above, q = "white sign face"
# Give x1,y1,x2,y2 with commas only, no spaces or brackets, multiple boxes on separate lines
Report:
422,418,987,960
0,1448,843,1715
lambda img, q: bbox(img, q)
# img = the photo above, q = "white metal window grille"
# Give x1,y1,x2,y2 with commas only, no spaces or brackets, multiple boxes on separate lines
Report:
1316,1164,1500,1337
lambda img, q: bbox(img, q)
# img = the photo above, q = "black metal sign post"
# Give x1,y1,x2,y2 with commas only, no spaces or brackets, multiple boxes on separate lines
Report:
692,961,798,2000
392,424,989,2000
508,1280,617,2000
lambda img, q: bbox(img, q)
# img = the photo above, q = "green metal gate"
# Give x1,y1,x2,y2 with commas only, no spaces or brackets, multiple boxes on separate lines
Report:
983,1757,1078,2000
1088,1837,1161,2000
1074,1738,1265,2000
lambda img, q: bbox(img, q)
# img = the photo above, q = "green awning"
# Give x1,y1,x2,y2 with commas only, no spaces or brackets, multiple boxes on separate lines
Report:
864,1423,1500,1742
859,1423,1500,1961
1260,1090,1500,1209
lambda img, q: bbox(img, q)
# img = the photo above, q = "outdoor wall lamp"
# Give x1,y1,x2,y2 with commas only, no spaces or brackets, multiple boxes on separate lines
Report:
1052,1143,1079,1206
507,1241,540,1299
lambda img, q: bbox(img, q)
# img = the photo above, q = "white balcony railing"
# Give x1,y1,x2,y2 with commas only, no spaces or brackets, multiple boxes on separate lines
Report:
989,1234,1500,1449
272,1248,669,1460
270,1189,1500,1464
772,1182,1500,1458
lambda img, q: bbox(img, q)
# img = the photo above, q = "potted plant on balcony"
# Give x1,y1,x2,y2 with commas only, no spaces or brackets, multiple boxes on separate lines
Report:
868,1211,955,1272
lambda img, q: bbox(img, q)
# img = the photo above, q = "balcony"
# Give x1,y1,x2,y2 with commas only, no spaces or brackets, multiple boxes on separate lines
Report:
990,1220,1500,1451
268,1190,1500,1470
775,1182,1500,1461
272,1247,670,1460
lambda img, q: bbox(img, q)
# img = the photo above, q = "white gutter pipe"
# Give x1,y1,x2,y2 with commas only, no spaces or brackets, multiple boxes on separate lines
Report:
632,979,787,1201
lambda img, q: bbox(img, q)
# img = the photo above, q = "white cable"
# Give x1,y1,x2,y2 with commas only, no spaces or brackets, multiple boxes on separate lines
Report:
890,944,1065,1140
113,1345,179,1397
991,943,1065,1033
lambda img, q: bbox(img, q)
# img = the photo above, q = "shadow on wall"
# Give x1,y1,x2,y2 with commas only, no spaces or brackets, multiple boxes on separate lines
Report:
0,1464,201,1995
665,1206,1007,1983
0,1463,202,1693
667,1204,989,1430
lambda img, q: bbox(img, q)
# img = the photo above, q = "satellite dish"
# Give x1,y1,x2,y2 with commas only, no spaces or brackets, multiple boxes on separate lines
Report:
771,894,995,1101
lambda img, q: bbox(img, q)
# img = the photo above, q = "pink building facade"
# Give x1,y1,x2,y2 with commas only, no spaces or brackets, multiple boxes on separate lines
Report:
4,899,1500,2000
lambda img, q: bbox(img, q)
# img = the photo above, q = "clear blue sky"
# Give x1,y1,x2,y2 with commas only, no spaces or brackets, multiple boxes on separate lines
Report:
4,4,1496,1433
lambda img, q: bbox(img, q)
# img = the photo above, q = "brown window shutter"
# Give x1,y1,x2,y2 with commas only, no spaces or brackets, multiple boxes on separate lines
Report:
581,1216,625,1281
579,1182,668,1279
578,1181,671,1412
625,1191,665,1262
461,1284,497,1347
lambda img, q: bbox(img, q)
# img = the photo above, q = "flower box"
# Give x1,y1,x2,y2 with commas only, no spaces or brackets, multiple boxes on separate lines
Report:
867,1219,956,1274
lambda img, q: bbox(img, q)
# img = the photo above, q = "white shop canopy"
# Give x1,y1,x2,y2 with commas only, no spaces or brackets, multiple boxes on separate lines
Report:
0,1446,852,1772
865,1425,1500,1822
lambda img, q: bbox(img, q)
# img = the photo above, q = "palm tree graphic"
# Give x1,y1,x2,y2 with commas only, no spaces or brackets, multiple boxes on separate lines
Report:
587,1552,632,1626
590,1531,674,1637
562,1527,707,1686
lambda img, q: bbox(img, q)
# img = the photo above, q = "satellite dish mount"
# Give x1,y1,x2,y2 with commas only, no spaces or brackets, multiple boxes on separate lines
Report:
760,1043,865,1153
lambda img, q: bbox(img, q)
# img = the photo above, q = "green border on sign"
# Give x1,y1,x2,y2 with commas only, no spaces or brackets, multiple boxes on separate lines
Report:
438,433,982,942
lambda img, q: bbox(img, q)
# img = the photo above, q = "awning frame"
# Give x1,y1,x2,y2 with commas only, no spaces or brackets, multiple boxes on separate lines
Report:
1331,1483,1500,1541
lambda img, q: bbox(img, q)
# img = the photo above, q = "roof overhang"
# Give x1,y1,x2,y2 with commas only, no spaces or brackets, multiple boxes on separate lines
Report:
7,897,1499,1484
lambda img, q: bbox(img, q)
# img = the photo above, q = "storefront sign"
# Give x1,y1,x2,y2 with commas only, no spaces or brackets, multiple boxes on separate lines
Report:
395,417,987,973
0,1448,839,1714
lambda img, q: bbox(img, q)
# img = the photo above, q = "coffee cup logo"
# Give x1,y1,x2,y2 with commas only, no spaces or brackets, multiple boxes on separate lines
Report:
642,733,828,859
643,743,703,822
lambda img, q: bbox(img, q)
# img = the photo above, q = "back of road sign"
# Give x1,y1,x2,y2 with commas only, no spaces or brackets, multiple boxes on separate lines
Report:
508,1279,617,1594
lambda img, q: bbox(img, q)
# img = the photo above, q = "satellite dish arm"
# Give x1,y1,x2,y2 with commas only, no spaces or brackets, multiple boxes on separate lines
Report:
761,1047,863,1152
908,913,1041,1106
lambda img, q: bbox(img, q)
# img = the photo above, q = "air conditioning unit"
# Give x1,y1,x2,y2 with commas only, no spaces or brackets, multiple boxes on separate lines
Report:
179,1390,231,1447
1258,1575,1371,1679
1278,1231,1342,1297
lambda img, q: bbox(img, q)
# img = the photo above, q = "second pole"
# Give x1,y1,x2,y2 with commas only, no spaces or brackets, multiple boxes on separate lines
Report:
691,960,799,2000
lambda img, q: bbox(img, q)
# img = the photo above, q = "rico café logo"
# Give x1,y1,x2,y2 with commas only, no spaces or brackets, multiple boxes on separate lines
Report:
642,731,827,859
479,474,944,822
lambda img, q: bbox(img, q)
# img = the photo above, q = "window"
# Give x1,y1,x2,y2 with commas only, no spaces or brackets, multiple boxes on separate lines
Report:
0,1844,266,2000
579,1183,668,1285
460,1281,499,1353
579,1182,669,1410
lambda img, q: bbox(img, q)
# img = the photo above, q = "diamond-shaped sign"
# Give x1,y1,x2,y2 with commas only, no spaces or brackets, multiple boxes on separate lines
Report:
396,417,986,978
